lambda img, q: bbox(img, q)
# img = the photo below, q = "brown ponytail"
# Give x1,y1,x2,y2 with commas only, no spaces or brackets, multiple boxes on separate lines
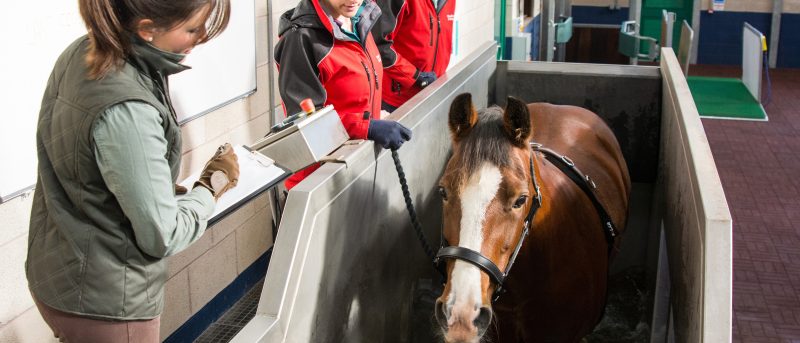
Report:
78,0,231,79
80,0,128,79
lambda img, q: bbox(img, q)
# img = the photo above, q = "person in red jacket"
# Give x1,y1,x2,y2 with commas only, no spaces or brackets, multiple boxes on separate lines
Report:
372,0,456,111
275,0,412,190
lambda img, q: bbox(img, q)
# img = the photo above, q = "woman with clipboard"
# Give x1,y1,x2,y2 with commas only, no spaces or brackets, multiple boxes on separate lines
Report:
26,0,239,341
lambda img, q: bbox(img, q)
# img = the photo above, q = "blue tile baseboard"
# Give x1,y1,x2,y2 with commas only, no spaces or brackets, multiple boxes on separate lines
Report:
164,248,272,343
697,11,771,66
778,13,800,68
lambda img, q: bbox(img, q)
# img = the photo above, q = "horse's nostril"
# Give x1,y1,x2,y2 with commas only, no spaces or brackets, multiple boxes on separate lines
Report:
435,299,448,329
474,306,492,336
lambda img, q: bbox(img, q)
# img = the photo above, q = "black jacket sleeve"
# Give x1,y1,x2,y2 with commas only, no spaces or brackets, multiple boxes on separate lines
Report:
274,28,328,115
371,0,405,68
371,0,419,87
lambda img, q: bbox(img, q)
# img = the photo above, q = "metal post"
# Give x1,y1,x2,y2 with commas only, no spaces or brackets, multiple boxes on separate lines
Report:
661,10,676,48
769,0,782,68
499,0,508,59
691,0,701,64
554,0,572,61
545,0,555,61
537,0,552,61
628,0,641,65
267,0,279,128
266,0,284,230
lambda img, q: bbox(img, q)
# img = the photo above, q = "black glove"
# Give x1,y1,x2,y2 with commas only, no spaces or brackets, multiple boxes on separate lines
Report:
367,119,412,150
415,71,437,88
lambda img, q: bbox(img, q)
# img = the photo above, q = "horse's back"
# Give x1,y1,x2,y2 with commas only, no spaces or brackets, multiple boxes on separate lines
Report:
528,103,617,159
528,102,631,238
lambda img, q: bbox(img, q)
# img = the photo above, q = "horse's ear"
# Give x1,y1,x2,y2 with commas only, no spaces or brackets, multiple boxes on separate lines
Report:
448,93,478,142
503,96,531,148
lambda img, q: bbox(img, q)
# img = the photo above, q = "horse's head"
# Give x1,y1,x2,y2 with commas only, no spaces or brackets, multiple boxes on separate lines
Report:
435,94,537,342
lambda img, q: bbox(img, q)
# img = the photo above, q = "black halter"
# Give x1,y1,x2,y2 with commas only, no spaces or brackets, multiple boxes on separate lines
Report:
435,144,542,302
434,142,619,302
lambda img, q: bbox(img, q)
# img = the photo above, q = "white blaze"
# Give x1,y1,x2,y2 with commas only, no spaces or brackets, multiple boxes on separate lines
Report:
446,163,502,323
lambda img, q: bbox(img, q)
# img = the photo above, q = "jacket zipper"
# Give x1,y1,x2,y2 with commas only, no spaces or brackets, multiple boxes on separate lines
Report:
432,17,441,71
360,60,374,116
429,0,449,71
360,38,380,116
355,14,379,117
429,15,434,46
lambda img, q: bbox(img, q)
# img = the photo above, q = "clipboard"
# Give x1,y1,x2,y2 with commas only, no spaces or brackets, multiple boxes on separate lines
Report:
179,145,290,226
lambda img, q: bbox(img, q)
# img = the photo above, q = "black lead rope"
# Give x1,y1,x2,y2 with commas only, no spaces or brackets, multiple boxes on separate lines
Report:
390,148,446,280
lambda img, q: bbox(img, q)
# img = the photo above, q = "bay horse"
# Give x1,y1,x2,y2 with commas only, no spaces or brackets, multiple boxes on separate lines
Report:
434,94,631,343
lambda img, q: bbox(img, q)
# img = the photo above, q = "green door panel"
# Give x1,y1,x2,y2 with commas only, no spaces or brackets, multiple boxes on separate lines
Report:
641,0,692,49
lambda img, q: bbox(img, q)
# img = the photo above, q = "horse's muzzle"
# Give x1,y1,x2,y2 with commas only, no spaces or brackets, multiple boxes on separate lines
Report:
435,299,492,342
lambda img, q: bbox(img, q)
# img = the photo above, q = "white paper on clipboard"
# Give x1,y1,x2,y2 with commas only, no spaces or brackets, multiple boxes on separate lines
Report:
179,145,287,222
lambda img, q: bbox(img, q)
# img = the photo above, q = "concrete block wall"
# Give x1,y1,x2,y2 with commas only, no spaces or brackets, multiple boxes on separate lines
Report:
788,1,800,13
0,0,495,342
451,0,498,67
160,193,274,340
0,194,56,343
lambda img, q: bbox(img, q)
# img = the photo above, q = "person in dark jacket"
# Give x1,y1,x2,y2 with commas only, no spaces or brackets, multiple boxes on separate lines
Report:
26,0,238,341
372,0,456,111
275,0,412,190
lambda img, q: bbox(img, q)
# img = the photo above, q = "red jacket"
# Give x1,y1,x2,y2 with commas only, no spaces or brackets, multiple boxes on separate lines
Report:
372,0,455,107
275,0,383,189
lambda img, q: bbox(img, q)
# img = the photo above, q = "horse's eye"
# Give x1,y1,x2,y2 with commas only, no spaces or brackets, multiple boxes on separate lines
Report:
438,186,448,201
512,195,528,209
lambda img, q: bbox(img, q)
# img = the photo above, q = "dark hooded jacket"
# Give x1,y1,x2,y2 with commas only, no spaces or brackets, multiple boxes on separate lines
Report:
275,0,383,189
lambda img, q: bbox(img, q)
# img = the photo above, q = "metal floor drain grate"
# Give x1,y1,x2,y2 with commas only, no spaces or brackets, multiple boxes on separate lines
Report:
195,324,242,343
194,280,264,342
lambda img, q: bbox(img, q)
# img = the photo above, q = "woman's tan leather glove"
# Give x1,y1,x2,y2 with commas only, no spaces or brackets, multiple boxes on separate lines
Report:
193,143,240,200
